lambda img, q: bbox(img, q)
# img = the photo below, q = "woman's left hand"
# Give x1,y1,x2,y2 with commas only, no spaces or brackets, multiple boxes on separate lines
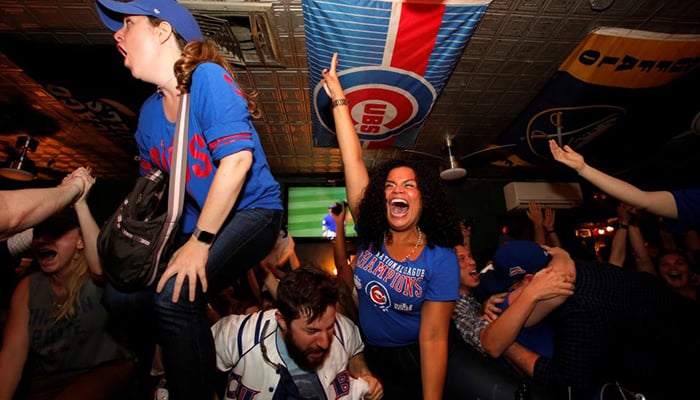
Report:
156,239,210,302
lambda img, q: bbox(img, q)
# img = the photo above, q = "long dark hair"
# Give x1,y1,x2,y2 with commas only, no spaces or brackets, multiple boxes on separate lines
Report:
356,159,462,253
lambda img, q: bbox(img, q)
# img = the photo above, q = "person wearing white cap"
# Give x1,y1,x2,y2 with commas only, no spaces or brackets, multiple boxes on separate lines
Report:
93,1,283,399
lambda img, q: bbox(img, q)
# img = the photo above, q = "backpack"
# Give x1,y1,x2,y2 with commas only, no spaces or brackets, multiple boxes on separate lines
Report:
97,169,179,292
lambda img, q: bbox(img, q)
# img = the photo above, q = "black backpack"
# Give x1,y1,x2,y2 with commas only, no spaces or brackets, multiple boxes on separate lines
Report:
97,169,179,292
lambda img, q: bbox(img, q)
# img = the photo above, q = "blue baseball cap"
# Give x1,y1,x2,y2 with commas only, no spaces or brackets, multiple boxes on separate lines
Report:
479,240,550,295
95,0,203,42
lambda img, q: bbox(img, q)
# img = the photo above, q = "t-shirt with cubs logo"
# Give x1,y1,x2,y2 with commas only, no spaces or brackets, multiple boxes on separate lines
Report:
354,244,459,347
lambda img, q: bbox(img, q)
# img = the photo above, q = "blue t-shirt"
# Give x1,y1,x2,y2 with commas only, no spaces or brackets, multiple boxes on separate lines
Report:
665,188,700,233
135,63,282,233
501,290,554,358
354,244,459,347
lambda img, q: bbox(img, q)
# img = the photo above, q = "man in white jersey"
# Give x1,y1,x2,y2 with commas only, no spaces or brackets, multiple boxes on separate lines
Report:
212,266,383,400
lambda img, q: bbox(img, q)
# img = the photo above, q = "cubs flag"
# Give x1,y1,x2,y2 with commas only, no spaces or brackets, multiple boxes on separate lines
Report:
303,0,492,149
494,27,700,168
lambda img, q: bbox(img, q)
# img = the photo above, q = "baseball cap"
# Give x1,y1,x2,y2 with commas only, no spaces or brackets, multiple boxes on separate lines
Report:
33,208,80,238
479,240,550,295
95,0,203,42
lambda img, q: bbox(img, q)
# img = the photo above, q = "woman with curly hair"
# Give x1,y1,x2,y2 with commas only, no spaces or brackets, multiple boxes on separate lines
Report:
321,53,462,400
93,1,282,399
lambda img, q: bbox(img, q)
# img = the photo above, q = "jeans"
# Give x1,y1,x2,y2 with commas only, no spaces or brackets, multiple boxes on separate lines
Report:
103,208,282,400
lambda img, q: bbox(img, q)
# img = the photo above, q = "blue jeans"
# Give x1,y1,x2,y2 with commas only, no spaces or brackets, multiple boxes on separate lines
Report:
103,208,282,400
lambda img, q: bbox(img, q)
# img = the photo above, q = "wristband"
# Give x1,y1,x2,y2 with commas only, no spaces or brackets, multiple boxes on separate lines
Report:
193,227,216,244
332,98,349,108
616,223,629,230
545,229,556,234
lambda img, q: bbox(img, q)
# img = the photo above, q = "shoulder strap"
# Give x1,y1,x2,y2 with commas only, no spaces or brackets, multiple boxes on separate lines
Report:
152,93,189,269
168,93,189,221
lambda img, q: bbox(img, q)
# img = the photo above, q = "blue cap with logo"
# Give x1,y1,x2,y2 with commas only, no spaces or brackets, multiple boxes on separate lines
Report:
479,240,550,295
95,0,203,42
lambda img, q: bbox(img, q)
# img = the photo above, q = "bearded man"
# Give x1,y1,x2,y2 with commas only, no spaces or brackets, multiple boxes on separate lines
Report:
212,266,383,400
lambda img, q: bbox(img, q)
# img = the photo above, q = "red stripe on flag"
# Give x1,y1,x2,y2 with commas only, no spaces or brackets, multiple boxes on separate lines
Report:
365,136,396,149
390,3,445,75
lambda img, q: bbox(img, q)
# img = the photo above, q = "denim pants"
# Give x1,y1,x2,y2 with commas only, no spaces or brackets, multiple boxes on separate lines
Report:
103,208,282,400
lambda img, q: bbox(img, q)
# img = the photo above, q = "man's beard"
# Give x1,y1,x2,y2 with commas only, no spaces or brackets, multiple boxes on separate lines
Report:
282,329,329,372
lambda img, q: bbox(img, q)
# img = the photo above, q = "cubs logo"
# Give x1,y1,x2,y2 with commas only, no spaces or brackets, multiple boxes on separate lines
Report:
508,266,527,278
365,281,391,310
313,66,436,142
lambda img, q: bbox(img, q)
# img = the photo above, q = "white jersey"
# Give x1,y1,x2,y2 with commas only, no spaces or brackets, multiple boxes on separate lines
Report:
212,309,369,400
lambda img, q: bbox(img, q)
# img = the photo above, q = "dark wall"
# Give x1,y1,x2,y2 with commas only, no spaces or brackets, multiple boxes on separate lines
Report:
446,178,508,264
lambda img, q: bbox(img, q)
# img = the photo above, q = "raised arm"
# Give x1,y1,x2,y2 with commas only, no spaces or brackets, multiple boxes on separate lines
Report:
69,167,103,278
526,202,546,246
330,203,354,291
321,53,368,218
0,169,86,238
542,207,561,247
608,203,631,268
549,140,677,218
628,221,656,275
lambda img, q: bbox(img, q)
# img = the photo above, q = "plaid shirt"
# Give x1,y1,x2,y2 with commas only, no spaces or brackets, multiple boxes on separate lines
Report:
452,293,489,356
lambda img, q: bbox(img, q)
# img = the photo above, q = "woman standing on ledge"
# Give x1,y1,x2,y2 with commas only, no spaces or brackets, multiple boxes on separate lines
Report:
93,1,283,399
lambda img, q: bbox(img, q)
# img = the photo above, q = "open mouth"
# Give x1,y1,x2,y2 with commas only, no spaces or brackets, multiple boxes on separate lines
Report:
117,44,127,57
35,248,57,262
389,199,409,216
307,349,327,360
468,270,478,277
666,270,682,279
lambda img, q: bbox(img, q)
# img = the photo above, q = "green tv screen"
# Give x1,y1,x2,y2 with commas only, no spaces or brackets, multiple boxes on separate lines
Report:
286,186,356,239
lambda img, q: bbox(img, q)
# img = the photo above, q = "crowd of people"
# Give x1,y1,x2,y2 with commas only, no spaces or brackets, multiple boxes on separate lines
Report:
0,1,697,400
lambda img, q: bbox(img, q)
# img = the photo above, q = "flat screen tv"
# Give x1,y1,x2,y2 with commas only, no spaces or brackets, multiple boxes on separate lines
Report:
286,186,356,239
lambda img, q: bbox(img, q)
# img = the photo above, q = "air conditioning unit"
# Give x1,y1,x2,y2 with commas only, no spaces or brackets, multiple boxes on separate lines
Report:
503,181,583,212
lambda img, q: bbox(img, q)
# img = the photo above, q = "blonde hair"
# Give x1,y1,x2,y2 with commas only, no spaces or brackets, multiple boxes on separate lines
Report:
54,247,90,322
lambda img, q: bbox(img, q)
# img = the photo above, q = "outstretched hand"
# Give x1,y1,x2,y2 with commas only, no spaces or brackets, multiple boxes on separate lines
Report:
548,139,585,172
526,202,543,226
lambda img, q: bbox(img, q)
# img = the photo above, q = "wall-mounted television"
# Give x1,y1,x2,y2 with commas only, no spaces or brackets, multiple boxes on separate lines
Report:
286,186,356,239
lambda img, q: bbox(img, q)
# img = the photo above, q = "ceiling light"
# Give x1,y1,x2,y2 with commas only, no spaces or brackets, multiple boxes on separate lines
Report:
440,155,467,180
0,136,37,181
439,137,466,180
